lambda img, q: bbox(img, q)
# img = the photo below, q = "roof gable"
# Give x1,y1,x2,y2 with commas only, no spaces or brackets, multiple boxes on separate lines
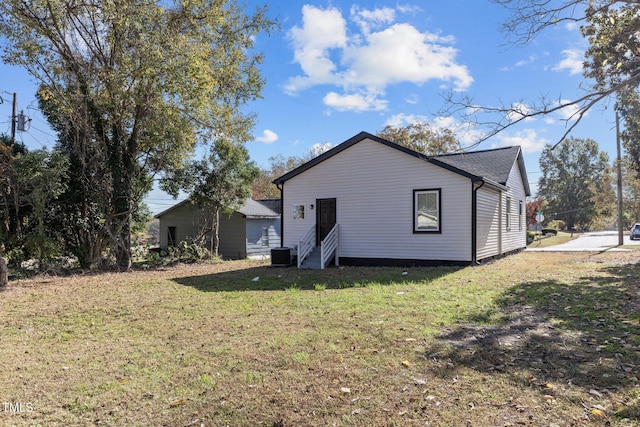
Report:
273,131,531,196
155,198,280,219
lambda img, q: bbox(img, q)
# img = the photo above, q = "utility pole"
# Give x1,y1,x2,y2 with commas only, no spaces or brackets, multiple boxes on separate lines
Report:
10,92,17,143
616,110,624,246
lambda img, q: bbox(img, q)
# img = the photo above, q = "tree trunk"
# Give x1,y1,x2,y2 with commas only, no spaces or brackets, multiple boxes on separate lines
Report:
213,207,220,257
108,132,135,271
0,257,8,287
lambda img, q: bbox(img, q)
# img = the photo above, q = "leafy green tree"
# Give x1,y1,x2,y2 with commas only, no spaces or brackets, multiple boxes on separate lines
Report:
253,155,306,200
0,135,28,248
538,137,610,230
0,0,275,269
0,136,67,266
166,139,259,256
589,164,618,230
378,122,461,155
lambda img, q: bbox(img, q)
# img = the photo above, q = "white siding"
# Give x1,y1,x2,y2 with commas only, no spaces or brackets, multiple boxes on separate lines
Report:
476,186,501,260
282,138,473,262
501,161,528,253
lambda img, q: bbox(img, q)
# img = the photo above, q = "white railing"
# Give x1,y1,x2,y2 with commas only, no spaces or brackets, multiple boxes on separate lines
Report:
297,225,316,268
320,224,339,269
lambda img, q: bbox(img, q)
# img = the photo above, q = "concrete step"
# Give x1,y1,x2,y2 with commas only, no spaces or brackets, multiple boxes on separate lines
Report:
300,247,322,269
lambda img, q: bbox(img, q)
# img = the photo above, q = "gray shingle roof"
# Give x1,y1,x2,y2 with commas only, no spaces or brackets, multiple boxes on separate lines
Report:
433,146,523,186
155,198,280,219
238,198,280,218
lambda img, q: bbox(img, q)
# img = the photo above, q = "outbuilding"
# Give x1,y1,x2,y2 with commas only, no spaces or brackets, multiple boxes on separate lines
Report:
155,198,281,259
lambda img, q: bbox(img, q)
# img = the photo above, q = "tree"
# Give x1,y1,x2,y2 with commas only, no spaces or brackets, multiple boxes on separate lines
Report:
0,136,68,267
252,154,306,200
537,137,610,229
166,139,259,256
526,198,544,228
615,90,640,175
442,1,640,147
621,159,640,227
0,0,275,269
377,122,461,155
589,164,618,229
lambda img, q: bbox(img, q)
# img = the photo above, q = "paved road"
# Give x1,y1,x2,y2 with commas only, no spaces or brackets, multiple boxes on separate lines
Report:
526,230,640,252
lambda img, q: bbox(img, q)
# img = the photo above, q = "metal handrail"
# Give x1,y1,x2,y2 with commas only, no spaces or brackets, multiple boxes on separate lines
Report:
320,224,339,269
297,225,315,268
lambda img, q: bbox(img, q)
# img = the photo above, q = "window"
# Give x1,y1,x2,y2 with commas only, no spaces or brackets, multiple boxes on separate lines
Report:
414,189,441,233
293,204,305,220
168,226,177,247
261,227,269,247
506,197,512,231
519,200,523,231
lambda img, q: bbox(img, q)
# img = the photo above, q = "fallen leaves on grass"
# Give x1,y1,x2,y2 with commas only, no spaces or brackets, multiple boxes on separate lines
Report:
590,408,606,419
169,398,188,407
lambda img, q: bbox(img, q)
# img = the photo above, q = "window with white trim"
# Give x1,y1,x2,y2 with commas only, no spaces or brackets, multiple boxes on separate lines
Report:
293,204,305,220
519,200,523,231
414,189,441,233
506,197,512,231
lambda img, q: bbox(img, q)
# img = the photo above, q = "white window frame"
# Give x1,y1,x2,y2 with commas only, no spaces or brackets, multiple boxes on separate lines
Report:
506,197,512,231
413,189,441,233
519,200,523,231
293,204,305,220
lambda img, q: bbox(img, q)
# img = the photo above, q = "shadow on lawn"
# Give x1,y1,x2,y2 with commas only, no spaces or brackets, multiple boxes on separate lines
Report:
427,261,640,421
172,264,461,292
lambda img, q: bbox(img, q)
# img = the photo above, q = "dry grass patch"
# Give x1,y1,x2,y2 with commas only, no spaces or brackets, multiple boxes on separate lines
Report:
1,253,639,426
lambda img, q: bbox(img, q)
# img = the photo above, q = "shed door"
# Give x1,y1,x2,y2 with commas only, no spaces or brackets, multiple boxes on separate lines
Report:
316,198,336,246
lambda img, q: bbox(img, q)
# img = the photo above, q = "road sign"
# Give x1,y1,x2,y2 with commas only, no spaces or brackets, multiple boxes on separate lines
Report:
536,213,545,223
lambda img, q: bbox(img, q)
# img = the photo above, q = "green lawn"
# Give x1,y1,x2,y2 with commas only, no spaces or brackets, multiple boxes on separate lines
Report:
1,251,639,426
528,230,578,248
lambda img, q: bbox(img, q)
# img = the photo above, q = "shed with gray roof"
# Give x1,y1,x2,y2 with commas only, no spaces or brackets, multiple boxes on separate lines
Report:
155,198,281,259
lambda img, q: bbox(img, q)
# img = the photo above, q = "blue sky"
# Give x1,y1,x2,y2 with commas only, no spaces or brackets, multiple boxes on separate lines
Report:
0,1,619,214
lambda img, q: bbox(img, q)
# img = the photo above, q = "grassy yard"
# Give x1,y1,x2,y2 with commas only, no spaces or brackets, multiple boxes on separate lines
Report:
1,251,640,426
528,231,578,248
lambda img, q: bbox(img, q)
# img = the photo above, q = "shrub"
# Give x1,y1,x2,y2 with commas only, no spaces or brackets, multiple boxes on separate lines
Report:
526,231,536,245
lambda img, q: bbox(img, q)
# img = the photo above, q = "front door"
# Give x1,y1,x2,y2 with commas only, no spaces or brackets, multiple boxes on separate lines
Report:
316,198,336,246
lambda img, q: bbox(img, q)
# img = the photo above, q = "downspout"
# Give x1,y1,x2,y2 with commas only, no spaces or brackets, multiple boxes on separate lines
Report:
472,180,485,265
277,182,284,248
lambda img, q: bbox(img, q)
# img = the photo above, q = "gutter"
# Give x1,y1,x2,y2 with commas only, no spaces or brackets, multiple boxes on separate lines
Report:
276,182,284,247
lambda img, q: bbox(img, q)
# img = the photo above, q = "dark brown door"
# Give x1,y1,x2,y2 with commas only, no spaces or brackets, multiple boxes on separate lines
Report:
316,198,336,246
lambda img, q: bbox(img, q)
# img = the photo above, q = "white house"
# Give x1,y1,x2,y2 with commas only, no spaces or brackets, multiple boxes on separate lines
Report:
155,198,281,259
273,132,531,268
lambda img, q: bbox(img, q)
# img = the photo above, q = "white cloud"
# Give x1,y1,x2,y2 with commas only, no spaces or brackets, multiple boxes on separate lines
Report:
350,5,395,35
405,93,419,104
552,98,587,121
323,92,388,112
285,5,472,112
553,49,583,75
501,55,537,71
507,102,536,123
342,23,472,91
492,129,547,153
284,5,347,93
307,142,334,158
255,129,278,144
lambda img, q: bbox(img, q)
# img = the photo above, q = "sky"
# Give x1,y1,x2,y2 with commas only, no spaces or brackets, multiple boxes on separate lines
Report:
0,1,620,215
